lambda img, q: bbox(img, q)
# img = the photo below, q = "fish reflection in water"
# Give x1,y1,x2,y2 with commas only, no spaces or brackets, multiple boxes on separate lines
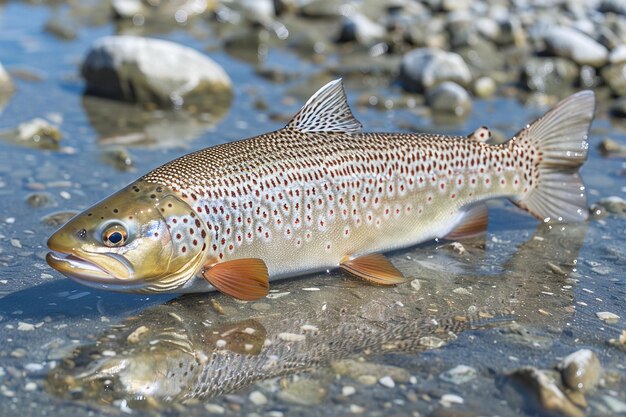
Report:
46,223,586,407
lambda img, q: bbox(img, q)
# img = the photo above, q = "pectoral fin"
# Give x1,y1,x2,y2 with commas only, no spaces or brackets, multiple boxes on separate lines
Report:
340,253,406,286
202,259,269,301
445,203,489,240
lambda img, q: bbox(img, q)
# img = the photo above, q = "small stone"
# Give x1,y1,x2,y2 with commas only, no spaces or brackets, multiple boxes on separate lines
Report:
357,375,377,385
379,376,395,388
41,211,77,227
24,363,44,372
10,239,22,249
439,394,464,407
26,193,53,208
342,386,356,396
602,62,626,96
15,118,62,149
544,27,608,67
596,311,620,324
249,390,268,406
24,382,37,392
597,138,626,157
331,360,411,383
10,348,28,358
419,336,445,348
127,326,149,344
498,367,585,417
440,365,477,385
349,404,365,414
205,403,225,414
595,197,626,216
473,76,496,98
609,44,626,64
17,322,35,331
278,333,306,342
426,82,472,116
559,349,602,392
410,279,421,292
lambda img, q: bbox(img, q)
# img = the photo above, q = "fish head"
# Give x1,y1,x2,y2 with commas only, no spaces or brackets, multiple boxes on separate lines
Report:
46,181,209,292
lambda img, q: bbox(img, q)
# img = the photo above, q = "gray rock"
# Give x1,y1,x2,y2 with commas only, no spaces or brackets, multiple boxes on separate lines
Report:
81,36,232,111
331,360,411,383
543,27,608,67
0,62,13,93
603,62,626,96
426,82,472,116
558,349,602,393
337,13,386,45
521,57,578,95
399,48,471,92
498,367,585,417
15,118,62,149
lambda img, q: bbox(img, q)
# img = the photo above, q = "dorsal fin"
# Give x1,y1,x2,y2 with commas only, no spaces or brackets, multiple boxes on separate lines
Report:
285,79,362,133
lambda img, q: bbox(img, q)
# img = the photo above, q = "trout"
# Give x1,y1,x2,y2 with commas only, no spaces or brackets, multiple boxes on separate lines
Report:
46,80,595,299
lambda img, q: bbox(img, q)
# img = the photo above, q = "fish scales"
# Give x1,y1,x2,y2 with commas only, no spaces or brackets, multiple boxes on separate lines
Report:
45,79,595,297
141,131,525,279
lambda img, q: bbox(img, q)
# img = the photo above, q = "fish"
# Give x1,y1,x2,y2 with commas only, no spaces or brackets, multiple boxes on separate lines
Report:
46,79,595,299
44,223,587,407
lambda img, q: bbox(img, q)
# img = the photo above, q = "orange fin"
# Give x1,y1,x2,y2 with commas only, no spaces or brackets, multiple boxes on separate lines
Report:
340,253,406,286
202,259,269,301
445,203,489,240
467,126,491,142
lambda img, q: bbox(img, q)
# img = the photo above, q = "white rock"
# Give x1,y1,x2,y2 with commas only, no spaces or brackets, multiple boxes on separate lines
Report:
17,322,35,331
440,393,464,406
278,332,306,342
596,311,620,323
544,27,608,67
379,376,395,388
249,390,268,405
342,386,356,396
81,36,232,110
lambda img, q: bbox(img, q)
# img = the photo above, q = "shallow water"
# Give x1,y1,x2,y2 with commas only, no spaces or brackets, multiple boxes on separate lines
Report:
0,2,625,417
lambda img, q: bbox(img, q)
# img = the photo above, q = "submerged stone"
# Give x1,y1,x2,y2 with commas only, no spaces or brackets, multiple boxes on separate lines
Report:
558,349,602,393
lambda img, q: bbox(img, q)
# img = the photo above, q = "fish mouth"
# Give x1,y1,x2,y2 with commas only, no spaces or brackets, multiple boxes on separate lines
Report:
46,250,140,290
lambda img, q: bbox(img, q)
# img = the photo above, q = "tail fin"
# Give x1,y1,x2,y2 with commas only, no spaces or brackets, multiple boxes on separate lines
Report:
511,91,595,223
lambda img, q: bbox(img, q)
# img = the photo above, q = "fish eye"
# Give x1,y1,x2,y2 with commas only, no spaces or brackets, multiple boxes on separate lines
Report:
102,224,128,247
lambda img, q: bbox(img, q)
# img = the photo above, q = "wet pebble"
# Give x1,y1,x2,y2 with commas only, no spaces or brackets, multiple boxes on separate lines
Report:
594,196,626,217
26,193,54,208
15,118,62,149
543,27,608,67
440,365,477,385
378,376,395,388
558,349,602,393
439,393,464,407
40,211,78,227
342,386,356,397
204,403,225,414
399,48,471,93
597,138,626,157
498,367,585,417
331,360,410,383
17,322,35,331
249,390,268,406
277,378,326,405
81,36,232,111
410,279,421,292
426,82,472,116
473,76,496,98
596,311,620,324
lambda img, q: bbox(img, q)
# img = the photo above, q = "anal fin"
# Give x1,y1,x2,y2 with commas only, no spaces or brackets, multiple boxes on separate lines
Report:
445,203,489,240
202,259,269,301
340,253,406,286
